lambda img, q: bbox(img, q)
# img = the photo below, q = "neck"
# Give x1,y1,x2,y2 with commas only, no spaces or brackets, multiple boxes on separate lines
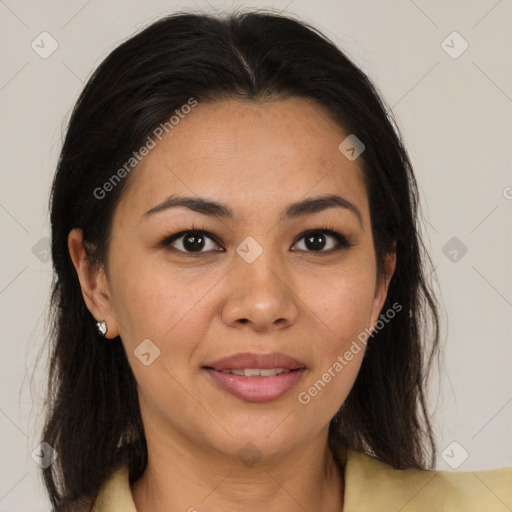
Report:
131,428,345,512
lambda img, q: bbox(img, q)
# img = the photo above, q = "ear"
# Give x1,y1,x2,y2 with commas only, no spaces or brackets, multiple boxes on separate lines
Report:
369,243,397,330
68,228,120,339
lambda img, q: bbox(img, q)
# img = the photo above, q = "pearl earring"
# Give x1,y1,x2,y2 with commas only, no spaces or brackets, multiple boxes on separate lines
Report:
96,320,108,337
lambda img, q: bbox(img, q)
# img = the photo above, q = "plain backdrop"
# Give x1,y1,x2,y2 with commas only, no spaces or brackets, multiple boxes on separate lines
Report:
1,0,511,509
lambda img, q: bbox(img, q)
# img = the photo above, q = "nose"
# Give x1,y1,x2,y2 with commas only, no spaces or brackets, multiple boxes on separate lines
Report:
220,249,299,332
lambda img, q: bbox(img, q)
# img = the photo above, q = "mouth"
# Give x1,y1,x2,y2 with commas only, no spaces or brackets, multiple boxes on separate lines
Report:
203,351,307,372
202,351,307,402
202,365,306,403
210,367,298,377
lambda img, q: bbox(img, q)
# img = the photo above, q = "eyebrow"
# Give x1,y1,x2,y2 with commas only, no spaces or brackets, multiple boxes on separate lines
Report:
143,193,363,228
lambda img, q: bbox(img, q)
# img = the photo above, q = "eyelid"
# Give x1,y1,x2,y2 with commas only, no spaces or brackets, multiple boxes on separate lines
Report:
159,229,223,251
291,228,354,251
159,226,354,254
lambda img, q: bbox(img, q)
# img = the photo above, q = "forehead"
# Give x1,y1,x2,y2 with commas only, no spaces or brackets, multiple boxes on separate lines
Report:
117,97,369,224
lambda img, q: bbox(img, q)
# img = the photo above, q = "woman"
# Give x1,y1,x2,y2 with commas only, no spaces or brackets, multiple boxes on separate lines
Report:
41,10,511,512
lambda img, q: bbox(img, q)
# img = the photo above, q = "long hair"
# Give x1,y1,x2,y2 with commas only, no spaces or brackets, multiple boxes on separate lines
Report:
42,10,440,510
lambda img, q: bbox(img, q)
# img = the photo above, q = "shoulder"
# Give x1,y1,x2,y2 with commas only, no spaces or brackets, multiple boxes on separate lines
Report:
90,448,512,512
91,463,137,512
343,449,512,512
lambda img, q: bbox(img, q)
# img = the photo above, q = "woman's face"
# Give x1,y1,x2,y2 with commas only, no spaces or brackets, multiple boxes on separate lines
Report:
79,97,395,460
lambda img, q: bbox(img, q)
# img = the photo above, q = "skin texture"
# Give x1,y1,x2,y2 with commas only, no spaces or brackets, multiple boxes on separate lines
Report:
69,97,396,512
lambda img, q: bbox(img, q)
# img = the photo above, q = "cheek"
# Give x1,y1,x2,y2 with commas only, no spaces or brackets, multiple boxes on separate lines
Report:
300,261,377,345
293,255,376,412
294,270,374,421
108,260,230,399
111,263,211,401
128,279,190,334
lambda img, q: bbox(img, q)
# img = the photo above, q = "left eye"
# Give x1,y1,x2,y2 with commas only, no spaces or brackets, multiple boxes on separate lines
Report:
161,229,351,254
292,230,351,252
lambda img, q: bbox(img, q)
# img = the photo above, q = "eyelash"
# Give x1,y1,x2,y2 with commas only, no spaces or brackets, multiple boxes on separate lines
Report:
159,222,354,256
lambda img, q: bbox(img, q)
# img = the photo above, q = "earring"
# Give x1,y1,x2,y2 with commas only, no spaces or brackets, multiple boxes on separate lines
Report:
96,320,108,337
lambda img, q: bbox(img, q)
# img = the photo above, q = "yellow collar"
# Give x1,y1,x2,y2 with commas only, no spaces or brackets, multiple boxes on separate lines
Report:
92,448,512,511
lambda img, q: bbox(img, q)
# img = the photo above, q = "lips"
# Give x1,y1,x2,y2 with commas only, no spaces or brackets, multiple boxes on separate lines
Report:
202,352,307,403
203,351,307,372
218,368,291,377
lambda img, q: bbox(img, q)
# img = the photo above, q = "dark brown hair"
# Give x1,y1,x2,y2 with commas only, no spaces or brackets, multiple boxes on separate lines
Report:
41,10,440,510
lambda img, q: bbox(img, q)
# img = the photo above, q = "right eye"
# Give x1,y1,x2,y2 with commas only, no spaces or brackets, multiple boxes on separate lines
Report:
160,230,224,254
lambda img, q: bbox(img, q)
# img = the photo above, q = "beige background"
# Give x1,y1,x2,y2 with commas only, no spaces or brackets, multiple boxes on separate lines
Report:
1,0,511,509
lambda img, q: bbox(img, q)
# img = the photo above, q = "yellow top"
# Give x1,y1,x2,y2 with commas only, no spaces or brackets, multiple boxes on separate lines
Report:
92,449,512,511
